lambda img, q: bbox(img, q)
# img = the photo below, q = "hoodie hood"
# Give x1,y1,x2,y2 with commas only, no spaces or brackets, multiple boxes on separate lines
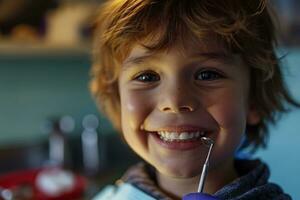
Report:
121,159,291,200
214,159,291,200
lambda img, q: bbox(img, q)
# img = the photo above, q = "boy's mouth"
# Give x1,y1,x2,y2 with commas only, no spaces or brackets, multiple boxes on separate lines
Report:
156,131,206,142
147,129,213,150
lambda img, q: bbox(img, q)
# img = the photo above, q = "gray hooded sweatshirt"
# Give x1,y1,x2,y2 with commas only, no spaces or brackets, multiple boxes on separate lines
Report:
92,159,292,200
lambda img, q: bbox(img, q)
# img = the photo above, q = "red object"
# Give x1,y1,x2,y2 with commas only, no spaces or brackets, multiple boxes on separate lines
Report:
0,168,86,200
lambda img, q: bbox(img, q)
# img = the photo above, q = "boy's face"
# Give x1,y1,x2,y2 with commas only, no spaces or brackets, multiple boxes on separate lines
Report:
118,39,258,178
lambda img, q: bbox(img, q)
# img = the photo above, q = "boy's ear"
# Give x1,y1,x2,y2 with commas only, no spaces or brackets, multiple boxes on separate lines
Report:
247,105,261,125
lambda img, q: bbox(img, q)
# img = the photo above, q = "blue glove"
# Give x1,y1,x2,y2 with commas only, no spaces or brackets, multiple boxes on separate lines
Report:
183,193,220,200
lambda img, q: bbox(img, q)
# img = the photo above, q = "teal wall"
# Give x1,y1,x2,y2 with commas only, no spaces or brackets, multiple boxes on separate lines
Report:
0,52,114,145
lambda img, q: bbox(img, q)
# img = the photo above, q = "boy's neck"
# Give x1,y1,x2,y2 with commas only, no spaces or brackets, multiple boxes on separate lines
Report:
156,157,238,199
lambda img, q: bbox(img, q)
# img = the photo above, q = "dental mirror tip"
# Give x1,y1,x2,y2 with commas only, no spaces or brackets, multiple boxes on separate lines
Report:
201,137,214,146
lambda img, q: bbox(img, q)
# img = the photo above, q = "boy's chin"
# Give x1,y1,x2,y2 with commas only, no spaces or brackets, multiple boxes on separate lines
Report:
156,164,202,179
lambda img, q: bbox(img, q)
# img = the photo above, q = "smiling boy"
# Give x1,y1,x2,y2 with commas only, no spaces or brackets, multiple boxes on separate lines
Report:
90,0,299,199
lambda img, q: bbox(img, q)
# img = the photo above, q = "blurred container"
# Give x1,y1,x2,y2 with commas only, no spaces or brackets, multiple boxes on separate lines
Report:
45,2,96,45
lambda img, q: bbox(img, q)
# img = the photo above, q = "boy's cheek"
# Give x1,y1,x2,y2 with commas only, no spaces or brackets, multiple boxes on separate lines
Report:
120,90,153,129
209,96,248,132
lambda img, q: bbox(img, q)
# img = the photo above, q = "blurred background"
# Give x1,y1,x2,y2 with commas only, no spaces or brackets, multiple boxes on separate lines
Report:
0,0,299,199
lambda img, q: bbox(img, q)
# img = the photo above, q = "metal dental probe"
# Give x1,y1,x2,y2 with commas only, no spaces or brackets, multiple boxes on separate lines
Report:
182,137,219,200
197,137,215,193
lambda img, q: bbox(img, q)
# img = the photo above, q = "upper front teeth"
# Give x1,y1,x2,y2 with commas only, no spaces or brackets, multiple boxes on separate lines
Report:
158,131,205,141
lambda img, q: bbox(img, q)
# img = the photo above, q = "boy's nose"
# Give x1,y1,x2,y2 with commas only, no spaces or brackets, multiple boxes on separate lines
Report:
158,85,198,114
161,104,195,113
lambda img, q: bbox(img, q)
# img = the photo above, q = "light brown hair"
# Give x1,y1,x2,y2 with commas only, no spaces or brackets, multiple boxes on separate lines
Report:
90,0,299,151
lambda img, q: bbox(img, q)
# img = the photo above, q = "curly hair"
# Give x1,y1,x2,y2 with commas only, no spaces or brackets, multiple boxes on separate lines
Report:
90,0,299,151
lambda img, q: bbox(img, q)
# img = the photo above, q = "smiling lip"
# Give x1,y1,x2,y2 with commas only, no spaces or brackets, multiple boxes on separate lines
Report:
148,125,213,151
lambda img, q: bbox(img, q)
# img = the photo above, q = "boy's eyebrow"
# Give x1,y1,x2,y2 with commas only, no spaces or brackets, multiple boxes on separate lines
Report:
189,52,235,65
123,51,235,68
123,53,156,66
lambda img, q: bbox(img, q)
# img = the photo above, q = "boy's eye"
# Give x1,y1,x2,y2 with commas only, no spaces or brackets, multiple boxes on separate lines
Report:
133,71,160,82
195,70,224,81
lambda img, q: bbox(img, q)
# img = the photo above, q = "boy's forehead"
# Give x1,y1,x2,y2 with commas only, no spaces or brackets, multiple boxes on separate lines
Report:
123,39,236,66
121,26,240,65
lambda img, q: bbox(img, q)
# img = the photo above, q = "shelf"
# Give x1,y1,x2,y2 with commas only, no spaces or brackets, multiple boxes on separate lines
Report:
0,40,91,58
